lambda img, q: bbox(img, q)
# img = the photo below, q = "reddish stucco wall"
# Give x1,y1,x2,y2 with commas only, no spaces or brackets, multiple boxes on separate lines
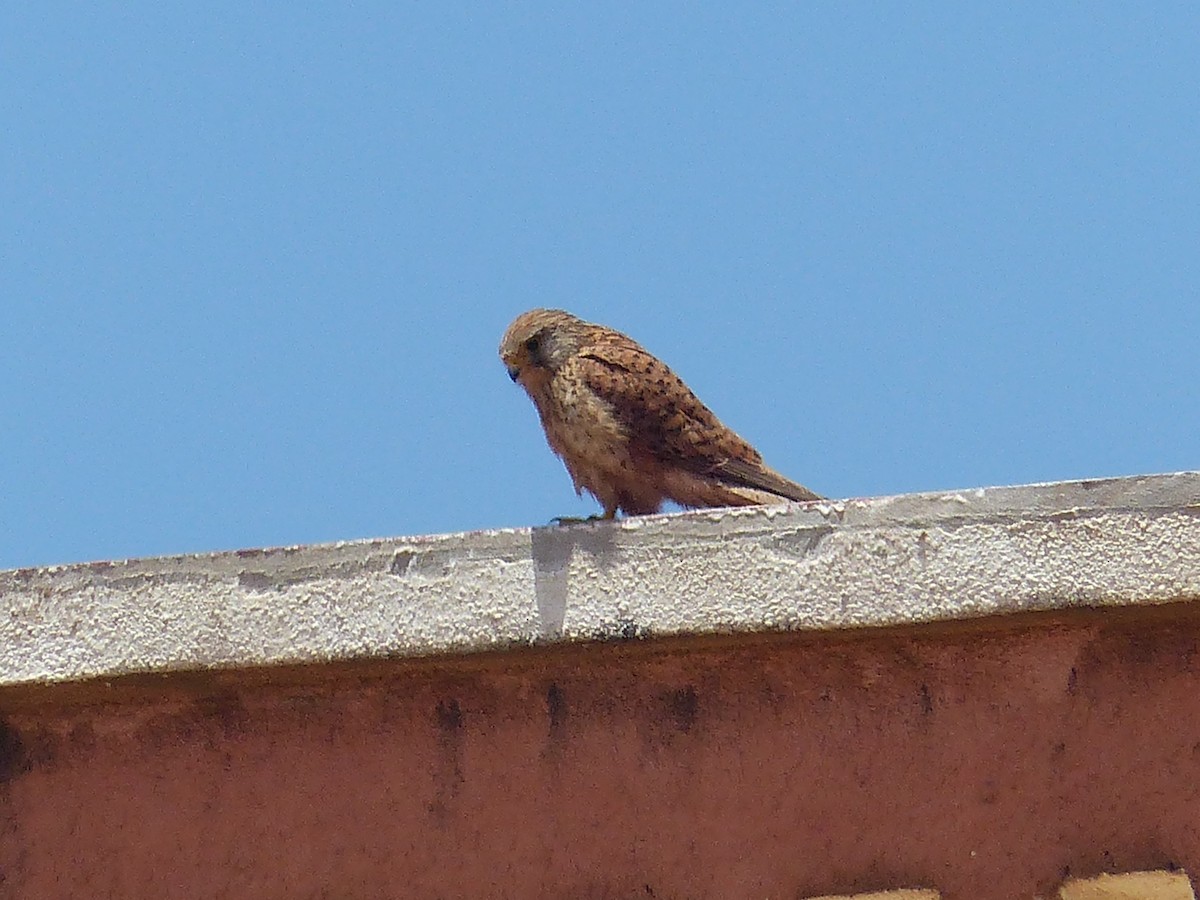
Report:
3,604,1200,899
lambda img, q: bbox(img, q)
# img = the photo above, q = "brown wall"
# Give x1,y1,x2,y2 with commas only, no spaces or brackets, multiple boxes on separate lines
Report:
3,604,1200,899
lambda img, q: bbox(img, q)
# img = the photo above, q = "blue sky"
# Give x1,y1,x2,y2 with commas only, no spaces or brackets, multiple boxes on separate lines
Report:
3,5,1197,569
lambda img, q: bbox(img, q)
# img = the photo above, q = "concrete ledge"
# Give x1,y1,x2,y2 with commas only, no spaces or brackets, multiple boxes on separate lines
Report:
1059,870,1196,899
807,890,941,900
3,471,1199,686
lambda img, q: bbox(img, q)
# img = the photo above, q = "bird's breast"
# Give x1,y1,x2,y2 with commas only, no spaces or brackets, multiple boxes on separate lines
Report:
528,370,630,484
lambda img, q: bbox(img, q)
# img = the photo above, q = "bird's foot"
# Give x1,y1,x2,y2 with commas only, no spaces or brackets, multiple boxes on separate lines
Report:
550,514,607,526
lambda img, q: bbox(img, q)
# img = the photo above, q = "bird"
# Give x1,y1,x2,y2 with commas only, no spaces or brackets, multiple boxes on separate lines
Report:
499,308,822,520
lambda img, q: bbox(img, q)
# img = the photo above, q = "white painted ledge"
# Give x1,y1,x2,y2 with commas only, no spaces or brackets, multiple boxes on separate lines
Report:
3,472,1200,687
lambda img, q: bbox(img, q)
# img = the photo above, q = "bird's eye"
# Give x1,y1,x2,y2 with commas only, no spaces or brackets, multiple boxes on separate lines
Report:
525,335,540,354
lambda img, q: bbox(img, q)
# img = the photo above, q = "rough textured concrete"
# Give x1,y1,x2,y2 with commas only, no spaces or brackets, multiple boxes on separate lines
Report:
4,472,1200,899
3,472,1199,686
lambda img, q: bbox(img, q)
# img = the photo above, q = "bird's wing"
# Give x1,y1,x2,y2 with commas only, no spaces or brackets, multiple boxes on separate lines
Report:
709,456,823,502
576,342,820,501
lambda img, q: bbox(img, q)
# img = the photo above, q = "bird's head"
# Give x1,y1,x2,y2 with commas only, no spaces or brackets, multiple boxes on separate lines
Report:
499,309,587,389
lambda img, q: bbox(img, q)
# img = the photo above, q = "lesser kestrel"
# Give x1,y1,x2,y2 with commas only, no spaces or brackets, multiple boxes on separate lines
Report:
500,309,822,519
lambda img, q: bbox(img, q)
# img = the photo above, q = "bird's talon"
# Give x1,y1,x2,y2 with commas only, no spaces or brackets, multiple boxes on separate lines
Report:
550,515,604,526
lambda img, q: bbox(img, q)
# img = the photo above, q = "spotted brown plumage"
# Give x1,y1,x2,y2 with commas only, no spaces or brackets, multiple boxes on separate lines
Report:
500,308,822,519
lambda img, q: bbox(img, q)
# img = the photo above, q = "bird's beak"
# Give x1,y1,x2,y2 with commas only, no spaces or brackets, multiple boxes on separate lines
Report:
506,365,520,382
